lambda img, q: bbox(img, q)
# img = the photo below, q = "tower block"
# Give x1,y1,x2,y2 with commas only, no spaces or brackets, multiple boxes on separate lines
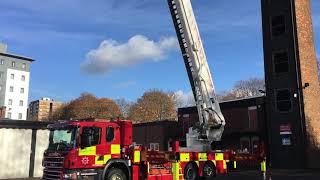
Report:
261,0,320,168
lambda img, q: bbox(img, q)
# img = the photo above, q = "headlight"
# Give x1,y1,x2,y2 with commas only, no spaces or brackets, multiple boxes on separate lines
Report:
64,172,77,179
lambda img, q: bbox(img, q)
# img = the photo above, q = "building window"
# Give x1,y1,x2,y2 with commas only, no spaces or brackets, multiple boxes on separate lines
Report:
21,75,25,81
8,99,13,105
10,74,14,79
0,59,4,65
7,112,12,119
19,100,23,106
150,143,160,151
248,106,258,129
273,51,289,74
10,86,13,92
20,88,24,94
18,113,23,119
22,63,26,69
12,61,15,67
0,72,3,78
276,89,292,112
271,15,286,37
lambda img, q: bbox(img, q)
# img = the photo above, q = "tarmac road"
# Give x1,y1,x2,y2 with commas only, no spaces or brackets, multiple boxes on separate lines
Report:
215,169,320,180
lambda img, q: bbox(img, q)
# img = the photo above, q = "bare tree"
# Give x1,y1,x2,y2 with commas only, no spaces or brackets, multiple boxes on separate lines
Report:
217,91,238,102
219,78,265,101
232,78,265,98
115,98,132,119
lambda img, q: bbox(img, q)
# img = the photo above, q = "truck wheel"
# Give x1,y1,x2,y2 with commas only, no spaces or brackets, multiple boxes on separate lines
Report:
203,161,216,179
106,168,127,180
184,162,199,180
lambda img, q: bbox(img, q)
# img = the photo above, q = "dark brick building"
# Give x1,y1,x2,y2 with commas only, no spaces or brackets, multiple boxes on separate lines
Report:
132,120,182,151
178,96,267,155
261,0,320,168
132,96,267,155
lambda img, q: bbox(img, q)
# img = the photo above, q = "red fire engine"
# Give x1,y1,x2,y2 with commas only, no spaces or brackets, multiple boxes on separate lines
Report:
42,119,235,180
43,0,243,179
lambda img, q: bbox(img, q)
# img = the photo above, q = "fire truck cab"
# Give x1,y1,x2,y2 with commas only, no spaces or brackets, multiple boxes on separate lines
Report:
42,119,234,180
43,119,133,180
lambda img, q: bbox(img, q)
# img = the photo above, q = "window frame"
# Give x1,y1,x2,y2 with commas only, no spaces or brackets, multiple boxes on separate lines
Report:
275,88,293,113
19,100,23,106
272,49,290,75
12,61,15,67
82,126,102,146
149,143,160,151
9,86,14,92
270,14,286,38
20,88,24,94
8,99,13,105
18,113,23,120
7,112,12,119
10,74,14,80
106,126,115,143
21,75,26,81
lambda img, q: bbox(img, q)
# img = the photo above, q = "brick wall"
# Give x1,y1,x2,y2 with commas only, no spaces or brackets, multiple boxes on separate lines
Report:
294,0,320,168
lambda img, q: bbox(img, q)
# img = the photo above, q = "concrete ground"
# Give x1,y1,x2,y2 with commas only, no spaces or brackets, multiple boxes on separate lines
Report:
6,169,320,180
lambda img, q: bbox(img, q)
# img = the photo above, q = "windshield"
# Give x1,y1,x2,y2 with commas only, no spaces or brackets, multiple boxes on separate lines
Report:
48,127,77,151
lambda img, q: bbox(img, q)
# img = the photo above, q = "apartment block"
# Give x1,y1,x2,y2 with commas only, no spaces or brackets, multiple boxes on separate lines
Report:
28,97,63,121
0,43,33,120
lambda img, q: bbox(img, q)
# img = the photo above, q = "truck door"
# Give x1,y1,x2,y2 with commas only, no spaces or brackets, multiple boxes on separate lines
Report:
78,126,102,168
101,125,121,163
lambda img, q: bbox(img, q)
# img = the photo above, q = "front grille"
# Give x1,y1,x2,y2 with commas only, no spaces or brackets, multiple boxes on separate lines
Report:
42,156,64,180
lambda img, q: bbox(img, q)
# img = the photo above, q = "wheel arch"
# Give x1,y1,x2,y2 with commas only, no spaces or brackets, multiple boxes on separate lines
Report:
101,159,131,180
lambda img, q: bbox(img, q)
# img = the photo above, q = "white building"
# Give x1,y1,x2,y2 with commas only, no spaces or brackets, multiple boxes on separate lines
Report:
0,43,34,120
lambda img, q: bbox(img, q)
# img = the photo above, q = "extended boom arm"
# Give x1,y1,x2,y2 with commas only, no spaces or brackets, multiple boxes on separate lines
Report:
167,0,225,142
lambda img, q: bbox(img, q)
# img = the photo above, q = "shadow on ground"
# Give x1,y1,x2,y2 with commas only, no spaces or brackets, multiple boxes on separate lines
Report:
215,169,320,180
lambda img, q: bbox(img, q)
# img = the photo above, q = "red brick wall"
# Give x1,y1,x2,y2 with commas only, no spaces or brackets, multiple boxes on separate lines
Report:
294,0,320,168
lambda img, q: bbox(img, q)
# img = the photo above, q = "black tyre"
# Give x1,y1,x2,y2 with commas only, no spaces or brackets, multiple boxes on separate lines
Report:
227,161,235,170
202,161,216,179
184,162,199,180
106,168,127,180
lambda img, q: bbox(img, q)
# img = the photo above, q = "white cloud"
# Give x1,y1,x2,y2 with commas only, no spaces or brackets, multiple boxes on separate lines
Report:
80,35,178,74
171,90,195,108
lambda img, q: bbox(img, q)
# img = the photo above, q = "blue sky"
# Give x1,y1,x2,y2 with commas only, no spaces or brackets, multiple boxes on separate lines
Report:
0,0,319,102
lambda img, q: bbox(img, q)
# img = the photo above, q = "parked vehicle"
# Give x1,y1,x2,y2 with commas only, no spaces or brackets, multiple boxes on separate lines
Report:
42,119,235,180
